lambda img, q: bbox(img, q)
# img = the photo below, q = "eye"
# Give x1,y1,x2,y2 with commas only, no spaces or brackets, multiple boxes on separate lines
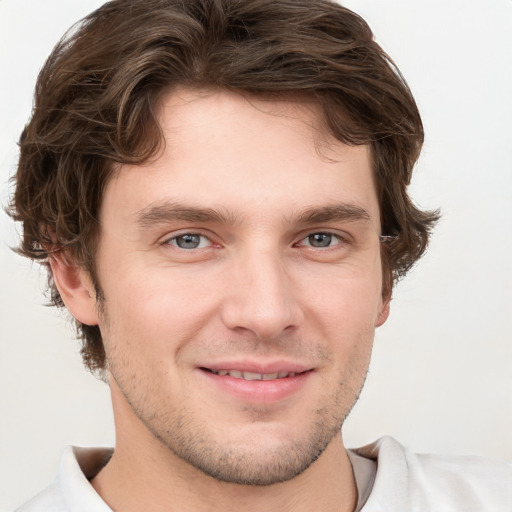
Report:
297,232,345,249
165,233,211,250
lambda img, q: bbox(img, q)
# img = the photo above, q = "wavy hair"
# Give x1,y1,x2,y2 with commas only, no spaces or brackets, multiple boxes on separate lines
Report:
9,0,438,373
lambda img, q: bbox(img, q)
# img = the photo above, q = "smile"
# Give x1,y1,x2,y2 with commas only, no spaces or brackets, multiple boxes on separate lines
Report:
199,365,313,403
204,369,299,380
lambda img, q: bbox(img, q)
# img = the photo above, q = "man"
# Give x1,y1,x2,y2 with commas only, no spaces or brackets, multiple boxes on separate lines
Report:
8,0,511,510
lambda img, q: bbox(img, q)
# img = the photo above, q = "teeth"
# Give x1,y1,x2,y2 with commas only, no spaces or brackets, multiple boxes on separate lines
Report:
243,371,262,381
210,369,298,380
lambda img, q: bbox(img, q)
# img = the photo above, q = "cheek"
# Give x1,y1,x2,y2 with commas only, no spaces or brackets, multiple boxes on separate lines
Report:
98,267,219,353
304,274,380,365
307,271,383,325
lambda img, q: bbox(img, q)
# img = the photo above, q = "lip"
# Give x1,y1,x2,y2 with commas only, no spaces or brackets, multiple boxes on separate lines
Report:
196,360,314,404
200,360,311,375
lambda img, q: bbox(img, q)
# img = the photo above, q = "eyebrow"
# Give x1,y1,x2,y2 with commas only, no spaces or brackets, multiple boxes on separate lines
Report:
291,204,372,225
134,201,240,229
134,201,372,229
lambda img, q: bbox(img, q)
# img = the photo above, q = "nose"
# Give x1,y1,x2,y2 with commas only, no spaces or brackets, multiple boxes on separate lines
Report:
220,249,303,340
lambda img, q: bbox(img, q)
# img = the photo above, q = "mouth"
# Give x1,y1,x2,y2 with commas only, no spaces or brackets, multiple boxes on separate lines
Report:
201,368,303,381
198,365,313,403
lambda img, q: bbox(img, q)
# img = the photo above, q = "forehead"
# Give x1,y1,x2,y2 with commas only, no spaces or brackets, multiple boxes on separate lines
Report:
157,87,360,169
103,88,379,228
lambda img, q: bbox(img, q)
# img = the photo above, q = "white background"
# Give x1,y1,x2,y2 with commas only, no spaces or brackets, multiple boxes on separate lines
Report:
1,1,511,510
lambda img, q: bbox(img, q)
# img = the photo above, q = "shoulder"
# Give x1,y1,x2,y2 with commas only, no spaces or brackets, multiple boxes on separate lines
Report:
14,446,113,512
351,436,512,512
14,480,66,512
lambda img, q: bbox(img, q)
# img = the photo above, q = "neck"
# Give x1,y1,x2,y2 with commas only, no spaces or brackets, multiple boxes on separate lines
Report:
91,385,358,512
92,437,357,512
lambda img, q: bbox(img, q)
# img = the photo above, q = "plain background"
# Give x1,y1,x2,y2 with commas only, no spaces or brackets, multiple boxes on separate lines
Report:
1,0,511,510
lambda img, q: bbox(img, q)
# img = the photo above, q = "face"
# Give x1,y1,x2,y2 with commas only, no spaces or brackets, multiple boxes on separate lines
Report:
74,89,388,485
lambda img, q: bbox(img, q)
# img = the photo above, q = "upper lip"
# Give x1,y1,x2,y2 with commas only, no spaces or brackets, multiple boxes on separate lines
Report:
198,360,313,374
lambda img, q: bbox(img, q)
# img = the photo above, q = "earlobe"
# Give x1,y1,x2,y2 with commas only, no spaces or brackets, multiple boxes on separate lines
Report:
49,252,99,326
375,300,390,327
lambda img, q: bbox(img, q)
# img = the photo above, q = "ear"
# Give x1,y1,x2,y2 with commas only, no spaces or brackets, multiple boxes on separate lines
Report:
375,298,390,327
49,252,99,326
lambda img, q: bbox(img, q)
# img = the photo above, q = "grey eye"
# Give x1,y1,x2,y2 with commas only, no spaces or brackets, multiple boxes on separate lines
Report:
307,233,334,247
174,234,202,249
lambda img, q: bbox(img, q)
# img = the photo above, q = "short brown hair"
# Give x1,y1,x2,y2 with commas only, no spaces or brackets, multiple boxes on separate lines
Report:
9,0,438,374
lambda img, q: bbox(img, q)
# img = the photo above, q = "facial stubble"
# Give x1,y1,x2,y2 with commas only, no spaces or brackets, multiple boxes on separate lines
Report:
105,330,371,487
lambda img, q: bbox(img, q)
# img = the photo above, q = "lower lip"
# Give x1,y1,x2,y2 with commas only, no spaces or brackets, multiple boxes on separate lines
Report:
198,369,312,404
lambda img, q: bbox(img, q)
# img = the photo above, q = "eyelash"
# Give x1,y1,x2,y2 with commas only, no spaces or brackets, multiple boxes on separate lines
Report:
164,233,213,250
294,232,347,249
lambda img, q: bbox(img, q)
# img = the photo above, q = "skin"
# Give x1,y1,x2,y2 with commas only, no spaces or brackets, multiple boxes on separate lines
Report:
51,88,390,512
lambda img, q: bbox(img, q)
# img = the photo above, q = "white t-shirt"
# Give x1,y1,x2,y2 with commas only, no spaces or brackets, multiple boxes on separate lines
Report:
15,436,512,511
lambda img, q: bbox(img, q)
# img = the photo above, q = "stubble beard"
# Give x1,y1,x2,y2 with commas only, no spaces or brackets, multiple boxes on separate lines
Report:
110,362,367,487
101,301,372,487
159,402,356,486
